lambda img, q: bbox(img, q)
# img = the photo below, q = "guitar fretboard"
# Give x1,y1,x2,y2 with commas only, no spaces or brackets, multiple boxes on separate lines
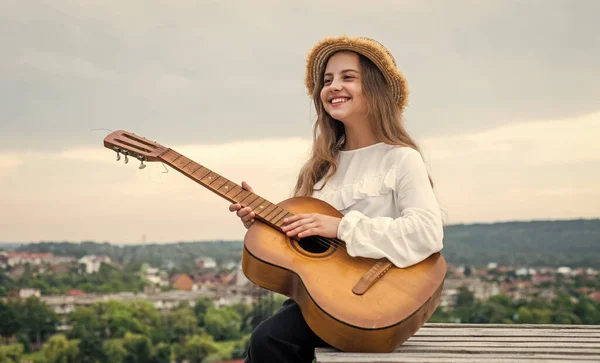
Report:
160,149,293,232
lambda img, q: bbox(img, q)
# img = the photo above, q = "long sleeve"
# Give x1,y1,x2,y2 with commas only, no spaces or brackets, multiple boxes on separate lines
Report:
336,149,444,268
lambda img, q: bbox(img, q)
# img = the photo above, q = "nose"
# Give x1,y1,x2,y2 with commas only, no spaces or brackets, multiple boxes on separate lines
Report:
330,77,343,91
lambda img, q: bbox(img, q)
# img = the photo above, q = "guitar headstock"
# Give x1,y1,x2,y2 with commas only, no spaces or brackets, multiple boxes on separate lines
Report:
103,130,169,168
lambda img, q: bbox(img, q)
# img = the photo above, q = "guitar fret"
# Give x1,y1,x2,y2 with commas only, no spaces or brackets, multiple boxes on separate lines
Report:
240,194,259,207
247,197,266,211
191,167,211,181
265,207,284,222
234,190,252,205
218,181,238,198
226,185,244,199
271,210,289,225
160,150,179,163
183,162,201,175
209,176,228,190
258,203,278,218
172,156,192,170
251,200,272,216
200,171,218,185
275,212,292,227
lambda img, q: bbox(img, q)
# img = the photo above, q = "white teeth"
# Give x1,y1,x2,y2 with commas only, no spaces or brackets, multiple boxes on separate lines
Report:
331,98,348,104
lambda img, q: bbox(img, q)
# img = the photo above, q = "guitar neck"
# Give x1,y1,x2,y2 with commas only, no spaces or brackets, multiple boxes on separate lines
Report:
159,149,293,233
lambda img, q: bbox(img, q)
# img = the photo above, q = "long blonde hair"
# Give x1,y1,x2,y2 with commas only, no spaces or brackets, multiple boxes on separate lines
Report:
293,51,432,197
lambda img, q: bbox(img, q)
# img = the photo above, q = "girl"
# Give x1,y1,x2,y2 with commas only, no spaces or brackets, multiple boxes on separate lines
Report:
229,36,444,363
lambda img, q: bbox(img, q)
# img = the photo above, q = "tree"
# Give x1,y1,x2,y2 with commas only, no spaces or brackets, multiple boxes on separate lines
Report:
573,298,600,324
95,301,147,339
167,307,198,343
231,335,250,359
516,306,534,323
43,334,79,363
102,339,127,363
19,296,59,347
455,286,475,307
0,301,20,343
194,297,214,328
69,307,102,339
128,300,160,330
175,334,218,363
0,344,24,363
151,342,172,363
204,307,242,341
122,332,152,363
79,331,106,363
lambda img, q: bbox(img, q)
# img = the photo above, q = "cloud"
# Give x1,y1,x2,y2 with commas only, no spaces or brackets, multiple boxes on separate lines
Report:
18,50,121,81
1,1,599,152
422,111,600,165
0,154,23,169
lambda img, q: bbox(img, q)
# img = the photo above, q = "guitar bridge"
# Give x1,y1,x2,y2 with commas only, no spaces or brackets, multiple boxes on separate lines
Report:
352,259,393,295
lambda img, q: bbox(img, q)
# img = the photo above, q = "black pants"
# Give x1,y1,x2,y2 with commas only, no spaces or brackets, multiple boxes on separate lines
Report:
245,298,330,363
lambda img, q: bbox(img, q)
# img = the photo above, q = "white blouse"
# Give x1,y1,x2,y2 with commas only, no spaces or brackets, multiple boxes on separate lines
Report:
311,143,444,268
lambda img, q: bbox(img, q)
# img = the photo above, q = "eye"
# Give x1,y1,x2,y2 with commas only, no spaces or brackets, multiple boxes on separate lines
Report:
323,79,332,85
344,75,354,80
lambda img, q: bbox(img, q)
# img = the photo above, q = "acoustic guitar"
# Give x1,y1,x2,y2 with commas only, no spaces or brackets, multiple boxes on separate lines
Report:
103,130,446,353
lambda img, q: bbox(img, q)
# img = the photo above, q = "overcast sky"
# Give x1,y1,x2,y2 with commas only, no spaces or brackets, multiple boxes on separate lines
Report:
1,0,598,243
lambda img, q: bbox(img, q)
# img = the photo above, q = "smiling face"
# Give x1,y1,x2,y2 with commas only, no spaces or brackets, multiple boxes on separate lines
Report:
319,51,368,125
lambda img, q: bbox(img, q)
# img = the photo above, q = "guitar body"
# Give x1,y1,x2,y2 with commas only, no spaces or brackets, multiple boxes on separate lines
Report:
242,196,446,353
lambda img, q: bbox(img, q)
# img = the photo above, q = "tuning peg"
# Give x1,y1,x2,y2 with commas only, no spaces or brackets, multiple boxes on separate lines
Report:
112,146,121,161
137,155,146,169
122,151,129,164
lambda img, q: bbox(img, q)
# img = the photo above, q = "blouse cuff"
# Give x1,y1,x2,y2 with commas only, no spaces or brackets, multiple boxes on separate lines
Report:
337,210,371,257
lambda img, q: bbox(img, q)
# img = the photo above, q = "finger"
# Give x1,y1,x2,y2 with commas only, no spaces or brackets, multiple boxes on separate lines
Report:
241,181,254,192
244,219,255,228
286,223,317,237
298,228,317,238
282,216,314,232
283,213,311,225
241,211,255,223
229,203,241,212
236,207,252,218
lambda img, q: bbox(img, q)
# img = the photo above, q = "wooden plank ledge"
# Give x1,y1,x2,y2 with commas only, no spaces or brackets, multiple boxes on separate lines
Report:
315,323,600,363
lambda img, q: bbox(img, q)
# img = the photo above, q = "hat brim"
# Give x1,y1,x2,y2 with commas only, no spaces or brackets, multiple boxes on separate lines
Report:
305,36,408,110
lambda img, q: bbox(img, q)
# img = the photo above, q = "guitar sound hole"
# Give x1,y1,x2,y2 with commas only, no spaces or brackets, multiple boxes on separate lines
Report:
297,236,330,254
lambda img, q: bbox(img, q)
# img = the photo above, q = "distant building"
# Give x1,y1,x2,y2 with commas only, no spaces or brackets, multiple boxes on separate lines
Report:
0,252,7,268
19,288,41,298
145,267,169,287
221,261,239,270
556,266,572,275
532,275,556,285
171,274,195,291
79,255,112,274
66,289,85,297
4,253,74,267
441,278,499,309
195,257,217,269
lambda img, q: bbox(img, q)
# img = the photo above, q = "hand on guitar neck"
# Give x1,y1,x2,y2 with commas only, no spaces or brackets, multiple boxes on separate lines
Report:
228,181,256,229
228,181,342,239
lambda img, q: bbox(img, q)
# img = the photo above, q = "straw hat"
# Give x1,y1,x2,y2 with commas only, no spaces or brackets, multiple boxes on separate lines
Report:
305,35,408,110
